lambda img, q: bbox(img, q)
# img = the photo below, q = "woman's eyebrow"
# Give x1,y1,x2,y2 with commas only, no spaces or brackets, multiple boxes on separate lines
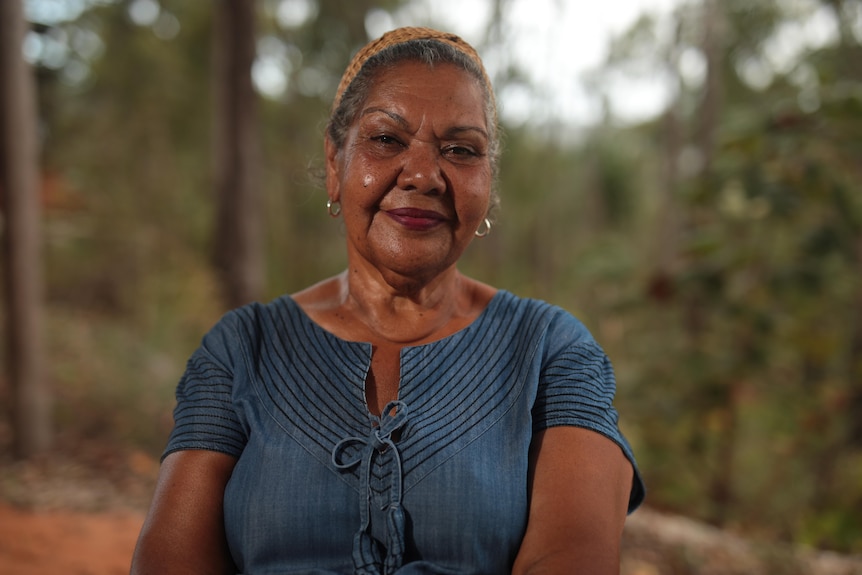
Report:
361,107,408,126
444,126,489,140
361,107,488,140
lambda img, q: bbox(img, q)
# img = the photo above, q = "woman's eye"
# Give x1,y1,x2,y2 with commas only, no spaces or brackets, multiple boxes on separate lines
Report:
372,134,400,146
443,145,479,158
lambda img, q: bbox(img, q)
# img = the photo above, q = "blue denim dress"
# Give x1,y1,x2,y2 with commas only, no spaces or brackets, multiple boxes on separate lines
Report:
164,290,644,574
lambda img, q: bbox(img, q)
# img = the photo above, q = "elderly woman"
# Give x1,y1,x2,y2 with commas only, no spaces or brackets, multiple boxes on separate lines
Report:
131,27,644,575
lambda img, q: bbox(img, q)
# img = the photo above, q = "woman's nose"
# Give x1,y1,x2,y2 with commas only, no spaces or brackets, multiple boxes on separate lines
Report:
397,143,445,194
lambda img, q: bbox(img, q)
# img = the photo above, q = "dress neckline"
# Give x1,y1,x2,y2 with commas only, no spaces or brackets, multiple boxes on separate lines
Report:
283,289,510,351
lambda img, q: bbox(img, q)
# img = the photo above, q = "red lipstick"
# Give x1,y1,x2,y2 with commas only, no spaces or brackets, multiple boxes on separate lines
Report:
385,208,446,231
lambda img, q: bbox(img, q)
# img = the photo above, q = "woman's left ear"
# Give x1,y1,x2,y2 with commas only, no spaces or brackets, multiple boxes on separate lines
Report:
324,137,340,202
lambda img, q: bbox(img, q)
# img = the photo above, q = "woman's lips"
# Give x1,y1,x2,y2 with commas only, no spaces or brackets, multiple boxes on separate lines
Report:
385,208,447,230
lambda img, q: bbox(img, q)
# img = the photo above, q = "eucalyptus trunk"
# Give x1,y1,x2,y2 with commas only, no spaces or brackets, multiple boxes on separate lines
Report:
0,0,50,457
212,0,264,309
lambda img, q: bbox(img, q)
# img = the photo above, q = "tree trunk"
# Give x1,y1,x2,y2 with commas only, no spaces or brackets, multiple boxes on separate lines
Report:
698,0,724,177
212,0,263,309
848,235,862,446
647,16,683,305
698,0,736,527
0,0,50,457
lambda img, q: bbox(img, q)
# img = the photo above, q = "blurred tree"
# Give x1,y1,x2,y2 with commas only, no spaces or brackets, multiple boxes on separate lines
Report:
0,0,50,457
213,0,264,308
587,0,862,550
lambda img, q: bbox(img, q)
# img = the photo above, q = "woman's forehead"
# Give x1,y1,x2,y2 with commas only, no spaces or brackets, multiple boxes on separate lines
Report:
358,63,487,130
364,62,485,107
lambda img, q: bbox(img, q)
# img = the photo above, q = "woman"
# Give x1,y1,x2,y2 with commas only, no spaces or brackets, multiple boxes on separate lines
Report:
131,27,644,575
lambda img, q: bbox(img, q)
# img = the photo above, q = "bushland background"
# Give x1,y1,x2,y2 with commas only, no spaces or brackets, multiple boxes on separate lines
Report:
1,0,861,573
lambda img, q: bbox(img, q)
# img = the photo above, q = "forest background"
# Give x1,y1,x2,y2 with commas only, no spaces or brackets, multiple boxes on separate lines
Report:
1,0,861,563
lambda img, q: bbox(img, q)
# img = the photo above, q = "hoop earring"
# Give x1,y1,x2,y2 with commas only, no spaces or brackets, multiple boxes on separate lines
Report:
327,199,341,217
474,218,491,238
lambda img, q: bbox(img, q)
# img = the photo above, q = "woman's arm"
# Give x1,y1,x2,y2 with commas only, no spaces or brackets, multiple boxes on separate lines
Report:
512,426,634,575
130,450,237,575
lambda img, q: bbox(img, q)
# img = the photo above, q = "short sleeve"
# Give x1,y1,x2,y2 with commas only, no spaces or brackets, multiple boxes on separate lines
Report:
162,312,248,461
533,314,646,512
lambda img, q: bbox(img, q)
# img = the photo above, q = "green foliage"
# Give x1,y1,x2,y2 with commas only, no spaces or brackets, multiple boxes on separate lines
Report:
604,0,862,553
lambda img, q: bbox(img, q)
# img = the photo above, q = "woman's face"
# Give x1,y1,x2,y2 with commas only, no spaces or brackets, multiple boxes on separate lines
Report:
326,60,492,287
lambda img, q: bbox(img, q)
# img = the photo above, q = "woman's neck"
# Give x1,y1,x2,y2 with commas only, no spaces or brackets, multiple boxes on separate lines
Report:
292,265,496,346
340,267,472,345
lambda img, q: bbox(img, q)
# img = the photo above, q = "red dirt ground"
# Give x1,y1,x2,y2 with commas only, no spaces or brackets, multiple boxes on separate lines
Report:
0,502,144,575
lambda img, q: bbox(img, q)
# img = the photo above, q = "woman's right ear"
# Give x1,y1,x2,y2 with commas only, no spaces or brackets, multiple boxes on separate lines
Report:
324,137,340,200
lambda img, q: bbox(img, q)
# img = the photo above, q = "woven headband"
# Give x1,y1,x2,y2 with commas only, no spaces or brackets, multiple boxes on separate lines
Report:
331,26,495,115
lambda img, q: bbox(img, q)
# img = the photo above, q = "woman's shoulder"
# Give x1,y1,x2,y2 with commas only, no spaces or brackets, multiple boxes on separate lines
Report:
206,294,297,331
481,290,597,353
196,294,304,358
486,290,595,344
